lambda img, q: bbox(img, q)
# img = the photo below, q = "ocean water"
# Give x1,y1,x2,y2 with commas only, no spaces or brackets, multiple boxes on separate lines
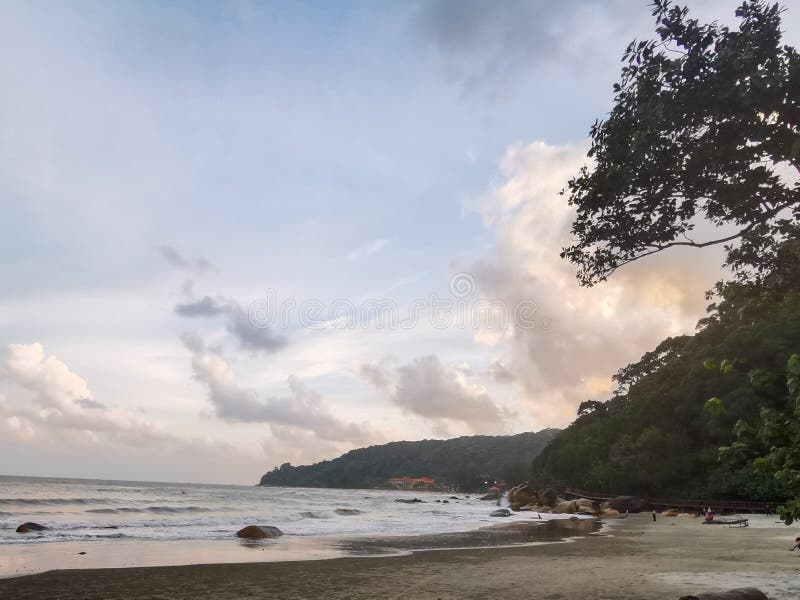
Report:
0,475,563,545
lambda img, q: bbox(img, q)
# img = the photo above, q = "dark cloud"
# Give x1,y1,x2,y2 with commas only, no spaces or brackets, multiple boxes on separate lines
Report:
174,296,226,317
159,245,212,274
489,360,516,384
414,0,631,90
174,293,287,354
225,304,287,353
75,397,106,410
191,351,374,444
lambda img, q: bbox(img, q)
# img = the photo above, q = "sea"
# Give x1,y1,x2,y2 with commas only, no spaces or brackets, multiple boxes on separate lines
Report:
0,475,547,545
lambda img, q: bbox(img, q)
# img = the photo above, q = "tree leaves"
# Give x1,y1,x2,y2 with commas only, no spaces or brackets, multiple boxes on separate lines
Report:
562,0,800,286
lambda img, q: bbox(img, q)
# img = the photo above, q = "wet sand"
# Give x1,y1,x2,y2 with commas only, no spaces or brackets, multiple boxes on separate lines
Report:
2,514,800,599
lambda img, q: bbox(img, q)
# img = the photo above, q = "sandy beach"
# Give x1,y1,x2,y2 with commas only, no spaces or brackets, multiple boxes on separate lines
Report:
2,514,800,599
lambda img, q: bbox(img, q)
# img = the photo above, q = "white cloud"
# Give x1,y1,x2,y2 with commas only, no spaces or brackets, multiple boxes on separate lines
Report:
190,346,377,444
467,140,725,426
360,354,510,433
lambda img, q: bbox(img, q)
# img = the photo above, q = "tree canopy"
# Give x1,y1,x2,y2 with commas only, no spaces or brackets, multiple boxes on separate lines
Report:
259,430,559,491
562,0,800,286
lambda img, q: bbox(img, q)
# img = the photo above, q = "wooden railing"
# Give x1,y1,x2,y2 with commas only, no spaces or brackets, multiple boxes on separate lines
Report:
563,487,782,513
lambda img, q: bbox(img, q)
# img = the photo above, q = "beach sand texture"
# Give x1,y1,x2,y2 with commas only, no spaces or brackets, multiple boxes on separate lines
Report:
2,514,800,599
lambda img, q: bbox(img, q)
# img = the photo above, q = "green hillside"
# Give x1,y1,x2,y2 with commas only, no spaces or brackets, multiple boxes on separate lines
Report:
531,244,800,501
260,429,559,491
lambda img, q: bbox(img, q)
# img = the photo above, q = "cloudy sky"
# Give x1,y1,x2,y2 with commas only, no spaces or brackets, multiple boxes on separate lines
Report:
2,0,797,484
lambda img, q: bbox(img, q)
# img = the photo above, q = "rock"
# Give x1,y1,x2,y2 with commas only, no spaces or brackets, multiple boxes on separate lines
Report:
508,484,536,507
442,500,449,504
394,498,424,503
490,508,511,517
16,522,47,533
334,509,362,516
577,506,597,515
678,588,768,600
449,496,459,500
78,552,86,555
601,508,621,518
536,488,559,507
569,516,580,521
479,492,500,501
236,525,283,539
552,500,578,514
662,508,681,517
602,496,646,513
575,498,596,510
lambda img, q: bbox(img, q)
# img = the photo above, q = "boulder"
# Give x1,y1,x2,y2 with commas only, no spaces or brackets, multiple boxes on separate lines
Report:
479,491,500,501
601,508,621,518
552,500,578,514
536,488,559,507
602,496,646,513
577,506,597,515
16,522,47,533
236,525,283,539
394,498,424,503
678,588,768,600
508,484,536,507
662,508,681,517
490,508,511,517
575,498,596,510
509,502,522,512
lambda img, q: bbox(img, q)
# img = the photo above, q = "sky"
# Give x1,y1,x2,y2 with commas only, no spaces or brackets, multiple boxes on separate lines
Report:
2,0,798,484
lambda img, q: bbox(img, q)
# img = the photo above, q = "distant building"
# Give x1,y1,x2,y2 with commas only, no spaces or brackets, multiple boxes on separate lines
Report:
387,476,435,490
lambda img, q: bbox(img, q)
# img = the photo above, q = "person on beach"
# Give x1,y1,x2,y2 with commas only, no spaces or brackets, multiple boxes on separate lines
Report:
652,509,657,522
790,537,800,554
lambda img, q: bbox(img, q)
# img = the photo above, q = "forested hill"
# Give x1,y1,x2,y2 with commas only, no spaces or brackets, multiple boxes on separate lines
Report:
530,245,800,501
259,429,559,490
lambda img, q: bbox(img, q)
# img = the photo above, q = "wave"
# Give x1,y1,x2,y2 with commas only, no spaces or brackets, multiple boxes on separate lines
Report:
0,497,110,506
298,511,333,519
145,506,209,514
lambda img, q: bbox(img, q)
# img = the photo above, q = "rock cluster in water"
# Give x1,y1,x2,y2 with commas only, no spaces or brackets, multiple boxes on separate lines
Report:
503,485,644,518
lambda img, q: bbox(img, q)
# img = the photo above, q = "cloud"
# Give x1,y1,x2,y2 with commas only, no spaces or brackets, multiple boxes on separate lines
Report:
190,348,375,444
175,295,226,317
0,343,171,445
414,0,629,90
466,140,725,426
225,304,287,353
348,238,390,261
489,360,516,384
174,289,287,354
159,245,212,274
358,362,392,390
360,354,509,432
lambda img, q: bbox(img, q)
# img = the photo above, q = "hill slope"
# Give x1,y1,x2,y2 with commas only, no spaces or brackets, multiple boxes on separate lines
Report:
260,429,559,490
531,252,800,500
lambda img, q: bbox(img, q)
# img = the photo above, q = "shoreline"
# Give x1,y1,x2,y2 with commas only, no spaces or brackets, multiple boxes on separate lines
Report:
2,514,800,599
0,517,599,579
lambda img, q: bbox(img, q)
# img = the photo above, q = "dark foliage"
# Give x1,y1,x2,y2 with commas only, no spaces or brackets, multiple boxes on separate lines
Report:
260,430,559,491
562,0,800,286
